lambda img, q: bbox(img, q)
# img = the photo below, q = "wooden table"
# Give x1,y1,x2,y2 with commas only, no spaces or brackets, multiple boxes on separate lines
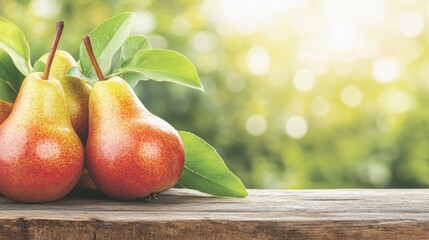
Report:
1,189,429,239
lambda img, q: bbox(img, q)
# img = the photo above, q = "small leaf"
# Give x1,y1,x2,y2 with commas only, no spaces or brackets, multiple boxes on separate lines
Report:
67,66,98,86
33,59,45,73
0,49,25,102
0,16,31,76
117,71,148,88
79,12,136,78
118,49,204,91
116,35,152,69
178,131,248,197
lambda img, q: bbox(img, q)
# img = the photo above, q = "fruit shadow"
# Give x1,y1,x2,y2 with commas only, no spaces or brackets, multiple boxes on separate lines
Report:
68,188,218,205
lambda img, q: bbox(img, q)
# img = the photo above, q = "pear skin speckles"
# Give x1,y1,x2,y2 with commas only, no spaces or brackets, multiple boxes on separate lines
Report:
0,74,84,203
0,127,84,202
86,78,184,200
38,50,91,143
86,119,184,200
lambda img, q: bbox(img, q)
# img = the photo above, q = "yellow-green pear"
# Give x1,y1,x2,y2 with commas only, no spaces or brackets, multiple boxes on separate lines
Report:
38,51,91,143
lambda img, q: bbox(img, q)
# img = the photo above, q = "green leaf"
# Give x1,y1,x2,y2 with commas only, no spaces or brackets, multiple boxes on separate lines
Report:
117,49,204,91
178,131,248,197
33,59,45,73
79,12,136,78
67,66,98,86
116,35,152,69
0,16,31,76
117,71,148,88
0,49,25,102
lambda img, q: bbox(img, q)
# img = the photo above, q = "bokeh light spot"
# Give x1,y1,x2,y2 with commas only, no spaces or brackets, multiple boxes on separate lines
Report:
246,114,267,136
247,46,270,76
225,74,246,92
147,34,168,48
31,0,58,18
170,15,192,36
191,31,218,53
134,11,156,34
368,162,391,187
311,96,330,116
285,116,308,139
293,70,315,92
399,12,424,38
372,59,399,83
341,86,362,107
358,160,391,187
378,89,413,113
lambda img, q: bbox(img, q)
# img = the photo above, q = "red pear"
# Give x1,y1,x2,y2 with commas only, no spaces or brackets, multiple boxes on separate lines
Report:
83,35,184,200
0,21,84,203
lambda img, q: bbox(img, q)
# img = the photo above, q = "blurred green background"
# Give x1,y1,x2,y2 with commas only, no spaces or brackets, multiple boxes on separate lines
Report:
3,0,429,189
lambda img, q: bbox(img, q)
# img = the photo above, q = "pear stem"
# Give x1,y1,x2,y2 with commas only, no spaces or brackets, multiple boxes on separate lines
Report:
43,21,64,80
83,35,105,81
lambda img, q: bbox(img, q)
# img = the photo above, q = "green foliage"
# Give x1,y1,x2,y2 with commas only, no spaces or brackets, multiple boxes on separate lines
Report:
178,131,248,197
79,12,135,77
0,17,31,76
110,36,152,88
0,49,24,102
70,13,203,91
117,49,203,91
117,35,152,68
32,59,45,73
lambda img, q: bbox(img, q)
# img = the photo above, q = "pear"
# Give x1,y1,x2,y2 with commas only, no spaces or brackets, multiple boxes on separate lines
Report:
37,50,91,143
0,21,84,203
37,51,95,190
0,100,12,124
83,35,184,200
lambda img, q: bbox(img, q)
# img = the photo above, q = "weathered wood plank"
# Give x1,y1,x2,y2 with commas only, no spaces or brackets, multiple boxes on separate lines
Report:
1,189,429,239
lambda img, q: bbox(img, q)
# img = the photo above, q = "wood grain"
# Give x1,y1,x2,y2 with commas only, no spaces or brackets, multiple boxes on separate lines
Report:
1,189,429,239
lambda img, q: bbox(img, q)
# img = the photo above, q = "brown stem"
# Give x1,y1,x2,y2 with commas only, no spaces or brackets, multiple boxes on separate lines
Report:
43,21,64,80
83,35,105,81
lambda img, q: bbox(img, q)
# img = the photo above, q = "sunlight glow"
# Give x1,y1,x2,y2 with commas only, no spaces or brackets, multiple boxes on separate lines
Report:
399,12,424,38
328,22,357,52
203,0,299,35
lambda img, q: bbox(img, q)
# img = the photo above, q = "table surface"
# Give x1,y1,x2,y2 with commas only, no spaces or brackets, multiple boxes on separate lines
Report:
1,188,429,239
